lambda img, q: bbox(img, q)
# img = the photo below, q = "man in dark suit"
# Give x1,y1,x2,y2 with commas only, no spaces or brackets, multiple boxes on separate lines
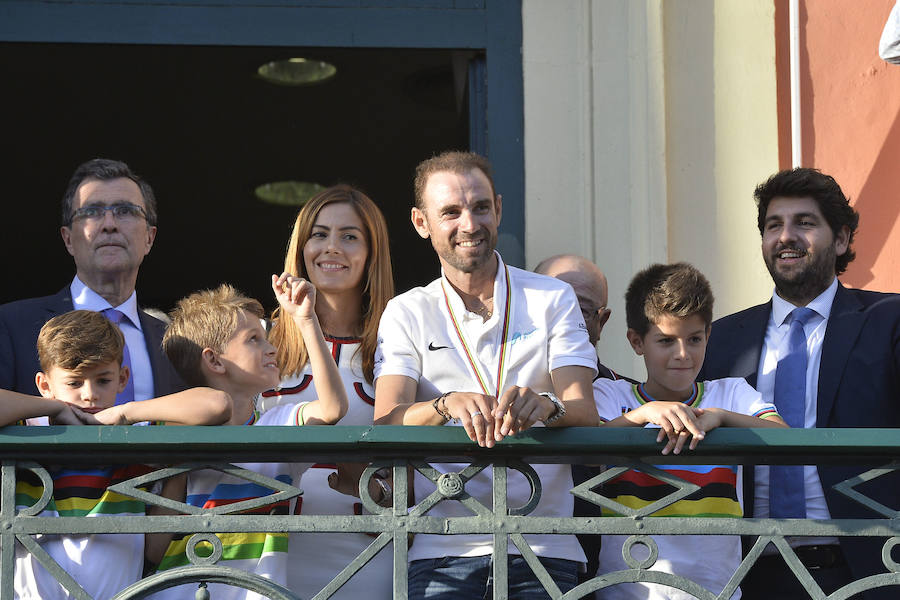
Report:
699,167,900,599
0,158,183,404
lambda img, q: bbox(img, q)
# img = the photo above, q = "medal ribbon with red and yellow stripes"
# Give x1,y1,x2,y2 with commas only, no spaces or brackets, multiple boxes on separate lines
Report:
440,263,512,399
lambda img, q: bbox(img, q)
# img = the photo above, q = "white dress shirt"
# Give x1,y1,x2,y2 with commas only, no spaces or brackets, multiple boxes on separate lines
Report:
755,277,839,546
70,276,155,402
880,0,900,64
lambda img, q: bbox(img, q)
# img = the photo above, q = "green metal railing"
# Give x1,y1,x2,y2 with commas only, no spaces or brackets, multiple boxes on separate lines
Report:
1,425,898,599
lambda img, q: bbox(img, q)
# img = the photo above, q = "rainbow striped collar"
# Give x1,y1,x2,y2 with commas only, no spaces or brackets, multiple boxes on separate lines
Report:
631,381,705,407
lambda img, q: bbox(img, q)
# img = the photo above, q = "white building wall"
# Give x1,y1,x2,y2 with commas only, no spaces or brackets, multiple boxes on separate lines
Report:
522,0,777,380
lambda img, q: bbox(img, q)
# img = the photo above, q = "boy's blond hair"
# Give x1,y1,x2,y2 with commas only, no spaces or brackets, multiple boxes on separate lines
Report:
37,310,124,374
163,284,264,387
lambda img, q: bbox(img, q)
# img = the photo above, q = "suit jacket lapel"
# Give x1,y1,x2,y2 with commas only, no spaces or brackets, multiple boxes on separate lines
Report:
727,303,771,388
44,287,74,319
137,310,168,395
733,304,771,521
817,283,864,427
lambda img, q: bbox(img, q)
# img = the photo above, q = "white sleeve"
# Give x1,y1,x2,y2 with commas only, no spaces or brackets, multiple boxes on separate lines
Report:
723,378,778,418
594,378,637,423
547,285,599,374
593,379,624,423
257,402,305,426
373,298,422,382
880,0,900,64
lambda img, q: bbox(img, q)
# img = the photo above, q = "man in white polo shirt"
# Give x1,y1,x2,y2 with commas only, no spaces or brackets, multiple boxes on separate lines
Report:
374,151,598,599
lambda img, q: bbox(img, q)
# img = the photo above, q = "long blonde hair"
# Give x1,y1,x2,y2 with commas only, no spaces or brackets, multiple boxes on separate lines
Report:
269,185,394,383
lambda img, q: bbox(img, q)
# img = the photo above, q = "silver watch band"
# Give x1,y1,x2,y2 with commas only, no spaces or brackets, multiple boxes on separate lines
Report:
539,392,566,425
373,476,392,505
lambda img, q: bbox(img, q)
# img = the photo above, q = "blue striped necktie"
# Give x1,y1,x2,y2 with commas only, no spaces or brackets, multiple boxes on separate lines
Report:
769,306,816,518
102,308,135,406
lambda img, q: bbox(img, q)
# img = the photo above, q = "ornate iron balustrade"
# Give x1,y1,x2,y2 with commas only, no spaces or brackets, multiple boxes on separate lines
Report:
1,425,898,599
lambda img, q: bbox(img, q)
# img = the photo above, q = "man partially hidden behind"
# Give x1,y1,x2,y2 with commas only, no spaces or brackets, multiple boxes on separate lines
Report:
699,167,900,600
0,158,183,406
535,254,636,595
374,151,598,599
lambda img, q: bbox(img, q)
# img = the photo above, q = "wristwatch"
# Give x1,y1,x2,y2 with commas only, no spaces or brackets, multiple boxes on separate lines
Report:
539,392,566,425
373,475,392,506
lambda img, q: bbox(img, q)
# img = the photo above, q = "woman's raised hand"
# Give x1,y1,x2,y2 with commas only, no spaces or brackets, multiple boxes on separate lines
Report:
272,272,317,321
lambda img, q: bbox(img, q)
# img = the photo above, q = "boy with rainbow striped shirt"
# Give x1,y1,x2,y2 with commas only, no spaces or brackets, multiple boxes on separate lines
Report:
147,276,350,600
4,309,231,599
594,263,786,600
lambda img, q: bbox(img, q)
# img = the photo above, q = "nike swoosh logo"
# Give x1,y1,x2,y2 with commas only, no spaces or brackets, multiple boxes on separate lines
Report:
428,342,450,351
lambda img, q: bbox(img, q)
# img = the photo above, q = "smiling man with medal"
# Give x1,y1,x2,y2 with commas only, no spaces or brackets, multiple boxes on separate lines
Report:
374,151,598,599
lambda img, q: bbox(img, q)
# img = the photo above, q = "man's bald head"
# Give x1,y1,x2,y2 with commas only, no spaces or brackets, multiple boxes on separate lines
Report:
535,254,611,345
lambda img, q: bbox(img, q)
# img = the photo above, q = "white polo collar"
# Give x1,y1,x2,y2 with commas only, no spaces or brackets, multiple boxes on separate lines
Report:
439,250,508,323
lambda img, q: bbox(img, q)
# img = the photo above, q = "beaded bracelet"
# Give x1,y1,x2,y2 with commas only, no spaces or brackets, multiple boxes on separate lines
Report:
432,391,453,422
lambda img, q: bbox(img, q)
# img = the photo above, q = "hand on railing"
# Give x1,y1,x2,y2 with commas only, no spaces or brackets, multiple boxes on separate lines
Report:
327,462,392,507
438,391,499,447
608,401,707,455
494,386,559,437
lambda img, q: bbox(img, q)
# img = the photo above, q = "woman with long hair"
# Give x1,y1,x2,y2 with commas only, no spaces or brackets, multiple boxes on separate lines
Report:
260,185,394,598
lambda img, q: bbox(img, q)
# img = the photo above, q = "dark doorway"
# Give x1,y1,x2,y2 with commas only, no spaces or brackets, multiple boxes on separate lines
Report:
1,42,471,312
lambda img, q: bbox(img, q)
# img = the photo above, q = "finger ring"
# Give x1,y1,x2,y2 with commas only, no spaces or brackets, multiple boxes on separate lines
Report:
471,411,483,418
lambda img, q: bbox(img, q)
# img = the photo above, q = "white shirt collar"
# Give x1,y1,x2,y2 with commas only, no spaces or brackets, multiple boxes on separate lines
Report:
770,277,838,326
70,276,143,330
440,251,507,321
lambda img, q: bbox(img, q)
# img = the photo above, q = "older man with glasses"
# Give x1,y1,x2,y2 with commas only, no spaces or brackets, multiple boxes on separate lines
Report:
0,158,184,411
534,253,636,597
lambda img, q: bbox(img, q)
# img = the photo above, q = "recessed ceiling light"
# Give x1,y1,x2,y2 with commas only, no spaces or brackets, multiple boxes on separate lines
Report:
257,58,337,86
254,181,326,206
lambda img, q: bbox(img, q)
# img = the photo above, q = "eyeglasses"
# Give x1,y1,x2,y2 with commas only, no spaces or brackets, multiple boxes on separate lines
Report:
70,203,147,224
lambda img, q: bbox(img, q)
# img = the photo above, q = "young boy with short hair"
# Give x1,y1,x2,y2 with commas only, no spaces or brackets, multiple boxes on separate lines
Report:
5,309,231,600
595,263,786,600
148,275,349,600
